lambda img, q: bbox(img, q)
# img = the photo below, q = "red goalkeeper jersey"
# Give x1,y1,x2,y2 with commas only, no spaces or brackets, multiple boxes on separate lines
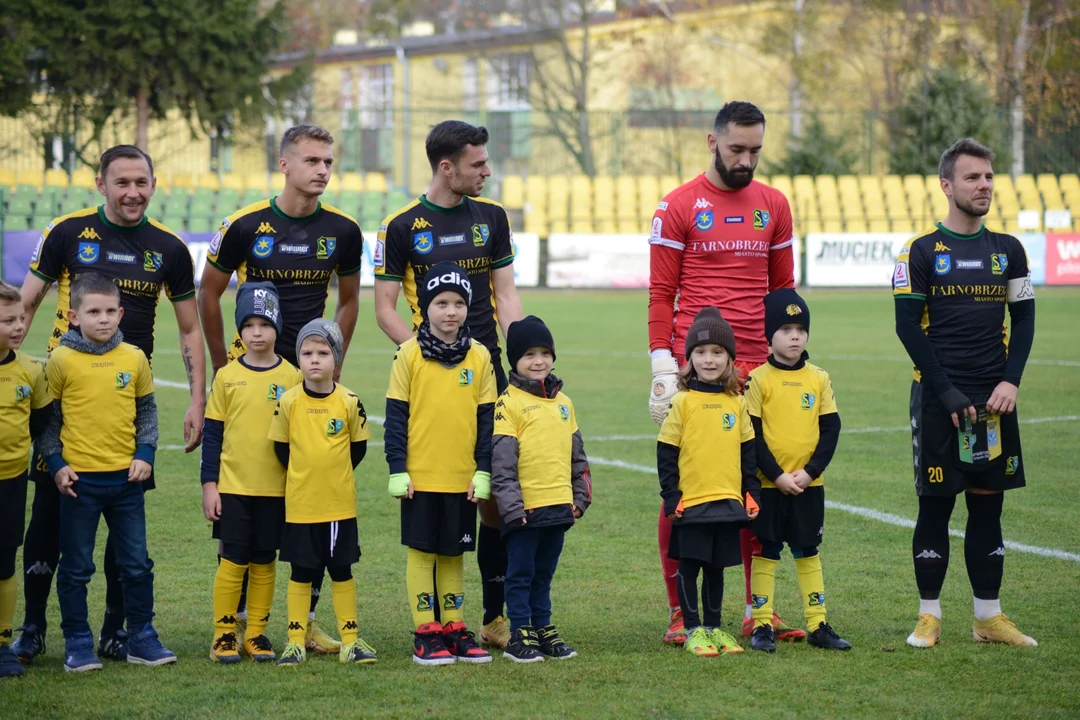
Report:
648,174,795,365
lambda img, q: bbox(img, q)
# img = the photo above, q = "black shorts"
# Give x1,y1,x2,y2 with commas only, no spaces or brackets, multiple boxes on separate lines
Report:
910,381,1026,497
753,486,825,549
0,472,29,548
279,518,360,569
401,491,477,556
667,521,742,569
212,494,286,559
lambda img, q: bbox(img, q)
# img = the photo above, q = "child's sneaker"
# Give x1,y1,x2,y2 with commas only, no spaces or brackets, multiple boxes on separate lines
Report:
0,644,26,678
807,622,852,650
503,626,545,663
340,637,378,664
126,623,177,666
243,634,276,662
708,627,745,655
664,608,687,645
750,624,776,653
305,619,340,654
210,632,242,664
442,621,492,664
11,624,46,663
97,628,128,660
683,627,719,657
536,625,577,660
64,633,103,673
906,613,941,648
742,613,806,642
972,614,1038,647
480,615,510,649
413,621,455,666
276,641,306,666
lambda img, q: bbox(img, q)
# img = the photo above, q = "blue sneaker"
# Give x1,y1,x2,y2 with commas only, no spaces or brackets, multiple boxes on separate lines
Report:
126,624,177,666
64,633,103,673
0,644,26,678
10,625,46,663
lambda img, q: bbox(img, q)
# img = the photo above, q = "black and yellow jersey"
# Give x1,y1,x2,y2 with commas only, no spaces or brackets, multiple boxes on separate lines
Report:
384,337,497,493
29,206,195,361
46,341,153,473
207,198,364,364
657,389,754,509
374,195,514,353
204,356,302,497
892,223,1033,392
0,350,51,478
268,382,370,523
745,360,838,488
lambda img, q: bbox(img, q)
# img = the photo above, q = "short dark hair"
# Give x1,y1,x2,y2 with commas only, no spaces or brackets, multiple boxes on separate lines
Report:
70,272,120,310
713,101,766,134
99,145,154,179
280,124,334,155
0,280,20,305
939,138,995,180
425,120,489,171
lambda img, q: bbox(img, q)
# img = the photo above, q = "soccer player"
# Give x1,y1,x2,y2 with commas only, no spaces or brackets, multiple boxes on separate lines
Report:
893,138,1037,648
14,145,206,663
375,120,524,648
198,124,364,653
647,101,799,645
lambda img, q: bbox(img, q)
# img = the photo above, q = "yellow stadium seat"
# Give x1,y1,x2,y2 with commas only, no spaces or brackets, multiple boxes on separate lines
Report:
882,174,904,195
70,168,96,189
596,219,618,234
171,173,195,191
570,175,593,222
501,175,524,209
891,220,916,234
270,173,286,192
860,176,883,204
845,219,868,233
1060,173,1079,195
550,217,569,235
549,175,571,227
570,219,594,234
615,176,636,226
637,176,661,219
525,176,548,218
245,172,268,193
594,175,615,212
823,219,843,233
803,219,823,235
770,175,793,205
16,170,43,192
1036,173,1060,198
869,219,891,233
0,168,15,190
196,173,220,191
341,172,364,192
44,169,69,189
658,175,679,198
220,173,244,191
364,173,388,193
523,211,547,236
617,219,641,234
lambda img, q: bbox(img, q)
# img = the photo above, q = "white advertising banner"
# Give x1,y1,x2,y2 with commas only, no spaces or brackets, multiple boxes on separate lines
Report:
358,231,541,288
805,233,908,287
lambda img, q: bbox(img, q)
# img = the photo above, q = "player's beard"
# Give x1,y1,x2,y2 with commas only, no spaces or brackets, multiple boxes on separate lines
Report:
955,195,991,218
714,149,755,190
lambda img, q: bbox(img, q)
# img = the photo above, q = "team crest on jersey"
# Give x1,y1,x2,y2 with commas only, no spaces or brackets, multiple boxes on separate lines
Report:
143,250,163,272
753,209,770,230
316,236,337,259
471,223,490,247
721,413,737,430
934,254,951,275
253,236,274,258
991,253,1008,275
115,372,131,390
459,369,474,386
267,384,286,401
413,231,434,254
695,210,714,231
559,404,570,421
15,385,32,401
77,242,100,264
1005,456,1020,475
801,393,816,409
326,418,345,436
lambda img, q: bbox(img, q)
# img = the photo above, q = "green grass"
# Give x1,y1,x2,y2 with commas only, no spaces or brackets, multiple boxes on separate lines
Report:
8,288,1080,719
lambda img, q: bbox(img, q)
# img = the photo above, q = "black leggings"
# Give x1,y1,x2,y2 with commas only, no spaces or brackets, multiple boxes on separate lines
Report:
676,558,724,630
0,546,15,579
291,564,351,584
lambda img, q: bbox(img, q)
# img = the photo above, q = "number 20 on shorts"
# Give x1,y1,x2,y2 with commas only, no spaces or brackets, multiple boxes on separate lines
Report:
927,466,944,483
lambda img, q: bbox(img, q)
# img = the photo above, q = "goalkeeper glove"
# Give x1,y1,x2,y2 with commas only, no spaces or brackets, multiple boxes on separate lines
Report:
649,352,679,426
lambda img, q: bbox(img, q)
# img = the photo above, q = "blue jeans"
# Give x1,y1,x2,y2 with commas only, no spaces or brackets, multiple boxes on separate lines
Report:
58,482,155,639
504,526,566,630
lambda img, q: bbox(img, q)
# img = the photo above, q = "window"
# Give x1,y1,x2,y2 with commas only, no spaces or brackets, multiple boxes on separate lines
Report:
339,68,360,172
360,64,394,129
462,58,479,112
486,53,530,111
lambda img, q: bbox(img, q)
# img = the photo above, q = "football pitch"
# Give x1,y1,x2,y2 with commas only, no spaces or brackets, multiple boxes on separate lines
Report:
8,287,1080,719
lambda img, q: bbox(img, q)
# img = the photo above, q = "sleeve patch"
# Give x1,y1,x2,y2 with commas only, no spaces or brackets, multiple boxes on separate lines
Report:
208,231,222,255
650,216,662,241
892,261,909,289
1007,274,1035,302
657,201,669,211
373,240,385,268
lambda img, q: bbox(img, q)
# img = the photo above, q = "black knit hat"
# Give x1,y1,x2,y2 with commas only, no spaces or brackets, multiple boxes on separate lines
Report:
764,288,810,341
235,281,283,334
684,306,737,361
419,261,472,317
507,315,556,370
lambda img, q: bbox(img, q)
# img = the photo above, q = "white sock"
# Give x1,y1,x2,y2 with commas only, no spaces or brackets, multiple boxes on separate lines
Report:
236,610,247,621
973,597,1001,621
744,604,753,620
919,598,942,619
309,611,316,621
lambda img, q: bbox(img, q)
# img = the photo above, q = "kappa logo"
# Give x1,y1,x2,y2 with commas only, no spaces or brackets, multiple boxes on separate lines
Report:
326,418,345,435
801,393,816,409
753,209,770,230
459,368,474,386
807,592,825,607
412,217,432,231
442,592,464,610
217,615,237,625
915,549,943,559
342,620,358,631
267,384,286,401
316,236,336,259
256,222,277,235
693,197,713,210
989,546,1006,557
143,250,163,272
78,227,102,241
288,621,304,631
934,241,951,252
751,593,768,609
460,533,473,544
25,561,53,576
115,372,132,389
15,385,32,401
416,593,435,612
494,411,506,422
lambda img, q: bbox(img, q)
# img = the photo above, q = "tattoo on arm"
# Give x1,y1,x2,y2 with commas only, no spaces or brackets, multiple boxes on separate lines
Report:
182,344,195,392
31,285,51,309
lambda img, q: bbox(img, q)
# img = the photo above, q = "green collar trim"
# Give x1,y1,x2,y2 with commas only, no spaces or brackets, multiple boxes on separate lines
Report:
936,222,984,241
270,196,321,222
97,205,147,232
418,194,466,214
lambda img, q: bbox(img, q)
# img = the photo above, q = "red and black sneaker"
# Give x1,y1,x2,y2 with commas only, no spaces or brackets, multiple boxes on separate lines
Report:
413,622,455,666
442,621,493,664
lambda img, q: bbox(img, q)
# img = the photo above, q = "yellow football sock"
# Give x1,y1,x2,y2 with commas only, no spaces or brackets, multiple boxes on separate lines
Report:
245,562,275,639
436,554,465,624
331,579,358,645
750,556,778,630
287,580,311,646
795,554,827,630
0,575,16,643
407,548,437,628
212,558,246,636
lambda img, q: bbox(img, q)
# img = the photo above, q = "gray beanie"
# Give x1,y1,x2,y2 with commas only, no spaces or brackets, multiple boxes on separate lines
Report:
295,319,344,367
